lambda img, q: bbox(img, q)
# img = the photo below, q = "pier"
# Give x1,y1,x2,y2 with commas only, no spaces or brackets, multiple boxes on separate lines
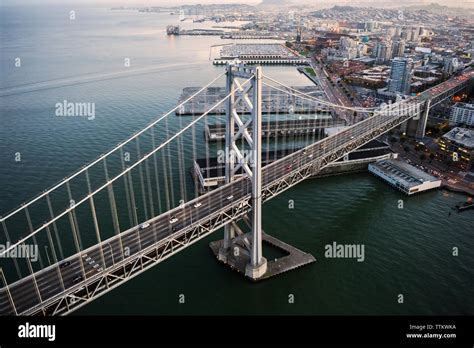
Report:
176,86,328,115
204,118,345,141
192,140,393,192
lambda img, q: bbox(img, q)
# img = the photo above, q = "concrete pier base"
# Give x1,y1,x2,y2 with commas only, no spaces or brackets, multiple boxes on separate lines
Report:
245,258,268,279
210,232,316,281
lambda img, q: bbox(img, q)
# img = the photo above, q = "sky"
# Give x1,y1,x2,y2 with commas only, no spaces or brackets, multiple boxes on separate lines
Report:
0,0,259,6
1,0,472,7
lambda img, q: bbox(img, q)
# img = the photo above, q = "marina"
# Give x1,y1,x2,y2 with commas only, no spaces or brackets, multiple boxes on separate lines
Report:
213,43,309,65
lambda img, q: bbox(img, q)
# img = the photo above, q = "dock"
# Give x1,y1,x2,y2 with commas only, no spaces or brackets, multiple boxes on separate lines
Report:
176,86,329,116
192,140,393,192
368,158,442,195
204,118,345,141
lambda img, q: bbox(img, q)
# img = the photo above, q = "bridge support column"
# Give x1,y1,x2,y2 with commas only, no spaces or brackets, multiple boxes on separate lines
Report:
217,61,267,279
415,99,431,140
220,64,236,257
246,65,267,278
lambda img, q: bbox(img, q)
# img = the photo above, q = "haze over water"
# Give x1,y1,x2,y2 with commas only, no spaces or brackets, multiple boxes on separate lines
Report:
0,6,473,315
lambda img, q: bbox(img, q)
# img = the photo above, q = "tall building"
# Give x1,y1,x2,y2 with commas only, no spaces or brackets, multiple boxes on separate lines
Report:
387,57,412,95
374,41,391,64
391,40,405,59
409,27,420,42
443,57,461,75
365,21,378,32
395,26,402,38
386,27,396,39
450,102,474,126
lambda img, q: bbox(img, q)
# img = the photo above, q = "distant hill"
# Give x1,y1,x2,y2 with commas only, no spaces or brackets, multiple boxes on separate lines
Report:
259,0,290,6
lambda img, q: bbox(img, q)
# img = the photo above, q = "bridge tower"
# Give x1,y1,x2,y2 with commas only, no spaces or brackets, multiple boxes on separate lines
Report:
218,61,267,279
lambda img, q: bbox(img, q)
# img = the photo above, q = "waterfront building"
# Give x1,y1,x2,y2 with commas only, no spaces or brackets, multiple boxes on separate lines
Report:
439,127,474,170
368,159,441,195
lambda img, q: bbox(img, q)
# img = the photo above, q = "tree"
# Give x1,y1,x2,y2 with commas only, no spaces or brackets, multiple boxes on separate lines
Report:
429,153,435,162
389,136,397,143
404,146,410,153
420,154,426,161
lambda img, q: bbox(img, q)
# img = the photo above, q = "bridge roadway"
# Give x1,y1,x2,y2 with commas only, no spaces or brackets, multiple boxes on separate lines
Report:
1,70,472,316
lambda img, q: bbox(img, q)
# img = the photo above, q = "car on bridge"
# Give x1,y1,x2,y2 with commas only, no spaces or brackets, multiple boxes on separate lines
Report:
170,216,178,224
72,275,83,284
60,260,71,269
139,222,150,230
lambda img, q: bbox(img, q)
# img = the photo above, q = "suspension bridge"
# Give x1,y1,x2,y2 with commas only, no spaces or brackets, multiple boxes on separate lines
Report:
0,62,472,316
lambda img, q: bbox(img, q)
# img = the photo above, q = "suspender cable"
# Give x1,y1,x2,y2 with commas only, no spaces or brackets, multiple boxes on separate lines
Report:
24,207,44,269
103,158,121,236
0,267,18,315
144,153,155,219
45,225,66,292
191,111,199,199
85,169,107,273
204,90,211,187
25,248,43,309
161,143,171,211
165,115,175,208
177,110,187,205
66,182,83,251
127,170,139,228
120,147,134,229
135,138,149,221
1,221,22,278
150,127,163,214
46,194,64,260
45,225,57,264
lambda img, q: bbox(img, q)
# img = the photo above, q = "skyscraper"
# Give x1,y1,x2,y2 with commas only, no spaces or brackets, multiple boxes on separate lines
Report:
391,40,405,59
388,57,412,95
374,41,391,64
